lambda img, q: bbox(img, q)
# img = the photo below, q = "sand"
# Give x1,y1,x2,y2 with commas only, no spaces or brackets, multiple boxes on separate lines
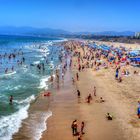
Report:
40,66,124,140
40,48,126,140
13,41,140,140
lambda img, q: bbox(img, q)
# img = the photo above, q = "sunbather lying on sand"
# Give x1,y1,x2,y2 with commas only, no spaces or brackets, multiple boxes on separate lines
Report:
106,113,113,120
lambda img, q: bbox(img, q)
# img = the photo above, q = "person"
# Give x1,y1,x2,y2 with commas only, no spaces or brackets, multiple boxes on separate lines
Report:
77,90,81,98
56,74,59,83
9,95,13,105
5,68,8,73
100,97,105,103
106,113,113,120
115,67,119,79
11,66,14,71
72,77,75,84
93,86,96,96
71,120,78,135
76,73,79,81
87,94,92,103
78,64,81,72
62,73,64,80
137,101,140,119
71,121,75,135
50,75,54,83
118,76,122,83
37,64,41,70
22,57,25,62
78,134,82,140
134,70,139,75
81,121,85,134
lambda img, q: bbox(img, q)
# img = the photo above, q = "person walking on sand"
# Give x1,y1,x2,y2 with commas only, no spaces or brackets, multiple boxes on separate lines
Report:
76,73,79,81
115,67,119,79
71,121,75,135
81,121,85,134
72,77,75,84
77,90,81,98
73,120,78,135
87,94,92,103
93,86,96,96
71,120,78,135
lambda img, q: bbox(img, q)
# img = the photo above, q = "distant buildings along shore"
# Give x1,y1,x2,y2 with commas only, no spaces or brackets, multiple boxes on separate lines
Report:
135,32,140,38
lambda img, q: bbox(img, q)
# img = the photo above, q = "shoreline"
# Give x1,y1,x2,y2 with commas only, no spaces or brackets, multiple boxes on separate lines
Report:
41,43,125,140
12,43,65,140
41,41,140,140
12,40,140,140
10,40,65,140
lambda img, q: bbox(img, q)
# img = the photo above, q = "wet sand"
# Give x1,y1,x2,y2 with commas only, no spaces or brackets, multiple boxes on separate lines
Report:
12,94,51,140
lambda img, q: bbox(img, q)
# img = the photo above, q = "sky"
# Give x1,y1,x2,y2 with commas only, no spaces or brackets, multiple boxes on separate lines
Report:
0,0,140,32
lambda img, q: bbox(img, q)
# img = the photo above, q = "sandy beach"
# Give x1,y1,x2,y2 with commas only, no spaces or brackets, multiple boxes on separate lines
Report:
41,41,140,140
40,62,124,140
12,40,140,140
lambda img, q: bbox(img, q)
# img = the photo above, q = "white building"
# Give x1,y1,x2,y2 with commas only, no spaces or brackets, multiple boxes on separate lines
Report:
135,32,140,38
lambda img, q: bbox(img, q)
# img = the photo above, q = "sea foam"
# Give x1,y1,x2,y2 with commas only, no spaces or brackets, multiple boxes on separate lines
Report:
0,95,35,140
38,76,50,90
33,111,52,140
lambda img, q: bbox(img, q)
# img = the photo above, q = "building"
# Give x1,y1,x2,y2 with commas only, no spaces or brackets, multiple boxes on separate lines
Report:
135,32,140,38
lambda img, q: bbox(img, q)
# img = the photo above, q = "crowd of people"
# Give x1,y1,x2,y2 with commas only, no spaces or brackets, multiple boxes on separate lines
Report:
7,40,140,139
62,40,140,139
0,49,26,73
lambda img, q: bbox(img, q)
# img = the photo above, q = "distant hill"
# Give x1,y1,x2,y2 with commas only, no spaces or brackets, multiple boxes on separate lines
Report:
0,26,135,37
0,26,70,36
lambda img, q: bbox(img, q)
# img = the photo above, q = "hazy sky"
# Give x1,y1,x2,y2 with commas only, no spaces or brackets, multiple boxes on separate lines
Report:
0,0,140,32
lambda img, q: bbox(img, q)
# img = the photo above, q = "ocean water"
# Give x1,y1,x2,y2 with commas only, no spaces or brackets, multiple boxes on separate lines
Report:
0,35,64,140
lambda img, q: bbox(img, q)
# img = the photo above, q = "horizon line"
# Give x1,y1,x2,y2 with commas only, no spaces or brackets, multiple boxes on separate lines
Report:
0,25,139,33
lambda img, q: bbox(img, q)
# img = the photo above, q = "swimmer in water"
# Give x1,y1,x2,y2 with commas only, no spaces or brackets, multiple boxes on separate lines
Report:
5,68,8,73
9,95,13,105
22,57,25,62
11,66,14,71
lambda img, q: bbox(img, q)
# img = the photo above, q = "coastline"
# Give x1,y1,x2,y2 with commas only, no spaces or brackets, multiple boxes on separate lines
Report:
12,92,51,140
41,41,140,140
12,40,140,140
40,43,124,140
11,42,65,140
